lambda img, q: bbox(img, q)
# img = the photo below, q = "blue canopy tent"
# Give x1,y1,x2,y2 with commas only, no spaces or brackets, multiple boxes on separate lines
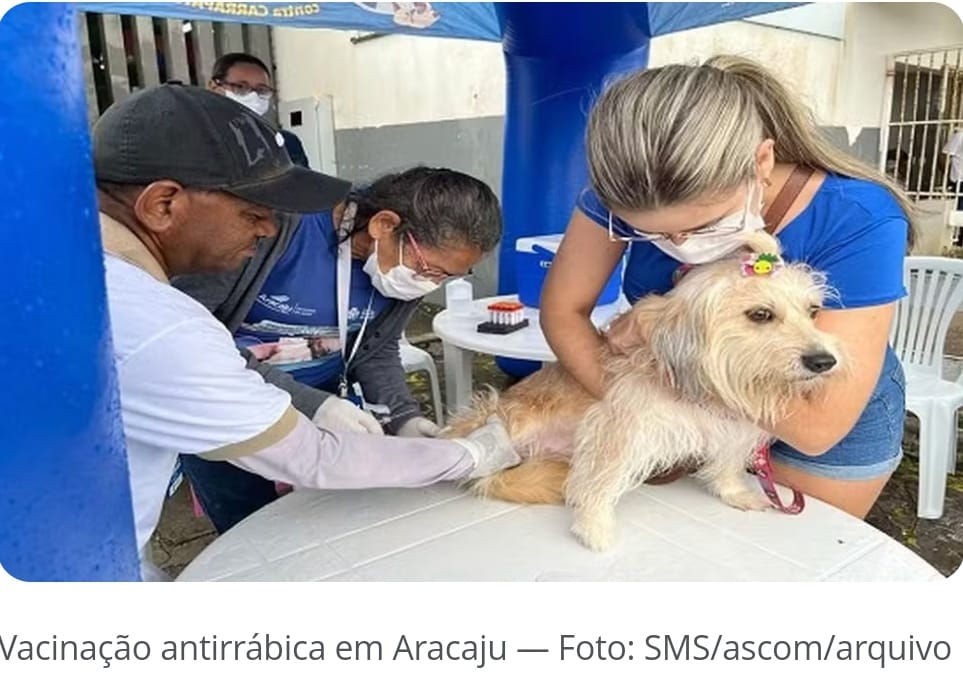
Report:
0,1,800,581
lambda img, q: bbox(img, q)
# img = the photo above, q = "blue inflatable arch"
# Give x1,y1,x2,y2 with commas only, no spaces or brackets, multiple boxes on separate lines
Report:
0,1,800,580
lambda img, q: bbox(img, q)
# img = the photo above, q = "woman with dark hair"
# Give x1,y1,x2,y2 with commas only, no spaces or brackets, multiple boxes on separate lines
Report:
173,165,503,532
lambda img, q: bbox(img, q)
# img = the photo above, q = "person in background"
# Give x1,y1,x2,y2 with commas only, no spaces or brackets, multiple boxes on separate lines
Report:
174,165,502,533
209,52,309,168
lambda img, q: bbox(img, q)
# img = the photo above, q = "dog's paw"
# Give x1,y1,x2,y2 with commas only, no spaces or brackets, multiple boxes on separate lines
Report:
570,512,616,551
719,488,771,512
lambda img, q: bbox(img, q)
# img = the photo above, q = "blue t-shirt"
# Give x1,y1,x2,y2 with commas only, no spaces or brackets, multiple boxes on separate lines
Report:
236,211,389,389
578,173,909,309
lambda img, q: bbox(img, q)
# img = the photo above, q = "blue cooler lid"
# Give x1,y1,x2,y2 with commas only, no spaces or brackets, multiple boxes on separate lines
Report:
515,233,563,253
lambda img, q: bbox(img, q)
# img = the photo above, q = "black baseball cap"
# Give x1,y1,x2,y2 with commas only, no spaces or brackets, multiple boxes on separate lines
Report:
93,82,351,213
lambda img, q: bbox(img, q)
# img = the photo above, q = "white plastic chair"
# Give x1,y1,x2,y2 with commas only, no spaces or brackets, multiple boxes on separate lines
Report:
399,333,445,426
890,256,963,518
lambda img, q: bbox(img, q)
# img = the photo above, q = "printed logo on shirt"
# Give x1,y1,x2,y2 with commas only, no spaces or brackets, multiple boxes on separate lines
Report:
255,293,317,318
347,305,379,323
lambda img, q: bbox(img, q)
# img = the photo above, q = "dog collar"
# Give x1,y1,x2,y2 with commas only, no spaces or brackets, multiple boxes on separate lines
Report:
749,444,805,514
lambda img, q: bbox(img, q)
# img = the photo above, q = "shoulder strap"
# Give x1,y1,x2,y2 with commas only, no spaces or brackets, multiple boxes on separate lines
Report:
763,165,813,233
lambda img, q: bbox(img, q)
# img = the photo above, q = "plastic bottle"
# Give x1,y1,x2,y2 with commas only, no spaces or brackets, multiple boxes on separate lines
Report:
445,277,474,316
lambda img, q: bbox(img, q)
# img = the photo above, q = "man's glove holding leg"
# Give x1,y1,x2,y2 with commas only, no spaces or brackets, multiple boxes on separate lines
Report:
396,416,442,438
452,416,521,478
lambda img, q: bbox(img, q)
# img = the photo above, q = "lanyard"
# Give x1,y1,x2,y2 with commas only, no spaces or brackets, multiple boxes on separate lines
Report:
336,202,373,397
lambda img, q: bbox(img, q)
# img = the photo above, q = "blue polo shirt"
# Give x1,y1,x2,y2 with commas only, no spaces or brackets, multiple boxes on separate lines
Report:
236,211,389,389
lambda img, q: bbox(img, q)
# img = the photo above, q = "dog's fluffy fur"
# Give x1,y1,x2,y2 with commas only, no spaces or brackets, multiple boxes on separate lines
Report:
442,231,844,551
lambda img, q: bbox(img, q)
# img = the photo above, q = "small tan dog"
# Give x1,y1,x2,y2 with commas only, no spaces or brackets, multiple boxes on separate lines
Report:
443,231,843,551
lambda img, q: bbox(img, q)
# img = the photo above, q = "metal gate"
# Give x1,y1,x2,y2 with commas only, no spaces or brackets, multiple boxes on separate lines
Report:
880,44,963,255
78,10,277,125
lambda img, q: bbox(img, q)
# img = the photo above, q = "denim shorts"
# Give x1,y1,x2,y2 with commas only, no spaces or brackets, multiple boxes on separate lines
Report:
771,347,906,480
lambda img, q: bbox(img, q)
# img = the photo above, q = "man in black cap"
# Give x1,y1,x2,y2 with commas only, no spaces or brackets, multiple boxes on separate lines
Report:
93,83,520,580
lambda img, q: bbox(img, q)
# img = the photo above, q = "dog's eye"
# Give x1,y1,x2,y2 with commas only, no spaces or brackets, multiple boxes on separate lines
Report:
809,305,822,319
745,308,773,323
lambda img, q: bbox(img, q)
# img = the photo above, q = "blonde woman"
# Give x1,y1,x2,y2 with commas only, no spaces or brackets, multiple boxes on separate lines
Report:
541,56,913,519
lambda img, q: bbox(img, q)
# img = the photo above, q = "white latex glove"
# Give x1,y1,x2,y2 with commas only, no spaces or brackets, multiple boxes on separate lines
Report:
312,397,385,435
396,416,442,438
452,416,522,478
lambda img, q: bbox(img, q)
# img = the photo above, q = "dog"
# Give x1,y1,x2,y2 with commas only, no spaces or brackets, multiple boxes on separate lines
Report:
442,231,844,551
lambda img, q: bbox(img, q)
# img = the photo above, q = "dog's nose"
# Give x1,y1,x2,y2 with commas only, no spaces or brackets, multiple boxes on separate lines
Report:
801,352,837,373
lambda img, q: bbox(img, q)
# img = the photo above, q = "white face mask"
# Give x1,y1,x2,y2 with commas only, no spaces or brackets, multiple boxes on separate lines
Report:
364,239,440,300
650,182,766,265
225,89,271,117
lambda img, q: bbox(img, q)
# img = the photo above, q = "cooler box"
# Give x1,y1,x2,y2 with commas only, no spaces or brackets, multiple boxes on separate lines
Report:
515,233,623,308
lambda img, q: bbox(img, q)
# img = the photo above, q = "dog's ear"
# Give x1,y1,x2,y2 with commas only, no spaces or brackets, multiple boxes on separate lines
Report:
648,295,711,400
604,294,669,355
737,229,781,257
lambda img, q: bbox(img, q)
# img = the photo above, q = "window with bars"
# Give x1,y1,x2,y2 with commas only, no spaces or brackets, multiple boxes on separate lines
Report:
883,45,963,200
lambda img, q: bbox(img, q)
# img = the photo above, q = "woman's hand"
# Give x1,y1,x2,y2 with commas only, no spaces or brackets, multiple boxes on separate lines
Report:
540,210,627,399
396,416,442,438
312,397,385,435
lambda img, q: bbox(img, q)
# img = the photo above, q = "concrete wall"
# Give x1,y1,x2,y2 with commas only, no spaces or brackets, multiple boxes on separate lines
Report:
335,116,505,299
273,28,505,129
648,16,843,123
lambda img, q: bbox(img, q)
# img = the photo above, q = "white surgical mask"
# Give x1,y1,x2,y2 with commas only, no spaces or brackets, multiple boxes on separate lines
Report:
649,182,766,265
364,239,440,300
225,89,271,117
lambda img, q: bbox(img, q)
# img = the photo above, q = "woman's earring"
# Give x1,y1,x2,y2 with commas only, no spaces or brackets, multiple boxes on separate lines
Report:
762,177,773,188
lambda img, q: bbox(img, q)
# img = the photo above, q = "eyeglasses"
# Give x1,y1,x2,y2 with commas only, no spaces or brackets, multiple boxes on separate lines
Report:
214,79,274,98
403,233,455,282
606,182,756,243
607,212,750,243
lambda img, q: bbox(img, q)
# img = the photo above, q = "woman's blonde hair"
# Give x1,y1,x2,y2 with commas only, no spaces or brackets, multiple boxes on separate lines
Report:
586,55,916,245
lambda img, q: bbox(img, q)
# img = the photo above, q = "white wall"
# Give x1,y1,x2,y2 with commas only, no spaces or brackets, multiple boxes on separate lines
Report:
648,22,842,123
273,27,505,129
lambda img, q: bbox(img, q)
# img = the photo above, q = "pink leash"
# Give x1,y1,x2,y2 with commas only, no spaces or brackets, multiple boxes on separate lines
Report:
749,444,805,514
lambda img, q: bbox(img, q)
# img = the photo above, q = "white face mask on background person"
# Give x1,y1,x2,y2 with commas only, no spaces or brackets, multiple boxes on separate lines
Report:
225,89,271,117
641,181,766,266
363,239,440,300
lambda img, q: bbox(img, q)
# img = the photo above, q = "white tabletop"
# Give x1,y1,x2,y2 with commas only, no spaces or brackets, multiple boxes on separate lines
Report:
432,294,627,363
177,480,943,582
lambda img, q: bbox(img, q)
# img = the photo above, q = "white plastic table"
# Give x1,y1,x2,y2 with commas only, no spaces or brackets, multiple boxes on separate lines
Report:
177,480,944,582
431,294,627,412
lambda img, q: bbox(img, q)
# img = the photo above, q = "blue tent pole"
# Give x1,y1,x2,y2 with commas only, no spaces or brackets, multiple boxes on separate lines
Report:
0,3,140,581
495,3,650,377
